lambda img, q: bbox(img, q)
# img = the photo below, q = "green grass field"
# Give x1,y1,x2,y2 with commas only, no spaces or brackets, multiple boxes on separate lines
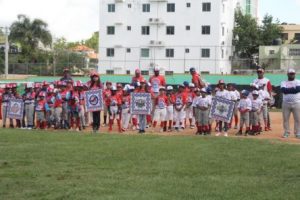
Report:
0,129,299,200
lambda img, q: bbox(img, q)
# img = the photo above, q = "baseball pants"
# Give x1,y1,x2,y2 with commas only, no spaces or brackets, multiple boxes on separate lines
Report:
282,102,300,136
25,103,35,127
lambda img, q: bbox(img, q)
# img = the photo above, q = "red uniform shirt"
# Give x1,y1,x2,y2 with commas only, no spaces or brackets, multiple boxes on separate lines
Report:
175,92,187,107
132,75,145,85
108,94,122,107
103,89,112,106
166,93,176,106
155,95,168,109
192,72,203,88
149,75,166,93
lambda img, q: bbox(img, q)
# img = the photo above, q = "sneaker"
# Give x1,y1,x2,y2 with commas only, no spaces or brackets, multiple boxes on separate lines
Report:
27,127,32,130
234,125,238,129
235,131,242,136
159,128,164,133
216,132,221,137
282,133,289,138
132,126,136,131
76,128,80,132
224,132,228,137
190,125,195,129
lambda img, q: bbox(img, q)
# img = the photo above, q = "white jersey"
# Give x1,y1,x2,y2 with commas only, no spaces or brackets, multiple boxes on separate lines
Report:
192,96,211,109
251,98,263,111
215,89,231,100
238,98,252,111
259,89,270,105
253,77,271,92
229,91,240,101
281,80,300,104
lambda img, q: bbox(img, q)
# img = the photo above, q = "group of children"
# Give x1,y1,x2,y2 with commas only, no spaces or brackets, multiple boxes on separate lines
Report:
0,74,272,136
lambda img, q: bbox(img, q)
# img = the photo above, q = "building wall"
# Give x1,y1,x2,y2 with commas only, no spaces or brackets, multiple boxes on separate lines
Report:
259,44,300,71
99,0,239,75
280,25,300,44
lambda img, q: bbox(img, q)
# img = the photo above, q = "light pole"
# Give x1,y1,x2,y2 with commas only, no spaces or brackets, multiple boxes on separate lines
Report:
1,26,9,79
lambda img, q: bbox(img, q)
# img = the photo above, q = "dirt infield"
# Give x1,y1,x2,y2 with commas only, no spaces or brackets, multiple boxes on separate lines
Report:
1,111,299,144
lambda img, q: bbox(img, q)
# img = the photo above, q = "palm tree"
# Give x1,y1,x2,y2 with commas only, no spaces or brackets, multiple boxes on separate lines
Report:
9,14,52,62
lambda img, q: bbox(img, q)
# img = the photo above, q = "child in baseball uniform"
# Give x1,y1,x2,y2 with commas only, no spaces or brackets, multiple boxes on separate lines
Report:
23,83,36,129
258,85,271,131
166,86,175,132
121,85,131,132
53,86,63,129
250,90,263,135
185,83,196,129
236,90,252,136
68,94,81,131
35,91,50,129
193,88,211,135
103,82,112,127
152,87,168,132
108,86,122,132
1,84,14,128
228,83,240,129
174,85,187,132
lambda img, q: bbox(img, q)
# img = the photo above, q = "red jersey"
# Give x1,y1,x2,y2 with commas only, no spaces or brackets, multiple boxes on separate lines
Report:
175,92,187,107
186,91,196,106
116,90,123,98
108,95,122,107
149,75,166,93
132,75,145,85
192,73,204,88
155,95,168,109
103,89,112,106
36,99,48,111
166,93,176,106
87,81,103,90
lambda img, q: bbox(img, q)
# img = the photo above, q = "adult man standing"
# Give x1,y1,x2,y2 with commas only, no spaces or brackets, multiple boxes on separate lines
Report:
60,68,73,82
149,67,166,95
281,69,300,139
253,67,272,131
190,67,205,89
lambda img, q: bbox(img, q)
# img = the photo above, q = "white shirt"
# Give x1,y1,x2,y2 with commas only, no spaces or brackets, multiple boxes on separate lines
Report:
253,77,271,92
192,96,211,109
259,89,270,105
281,80,300,104
215,89,231,100
229,91,240,101
238,98,252,111
251,98,263,111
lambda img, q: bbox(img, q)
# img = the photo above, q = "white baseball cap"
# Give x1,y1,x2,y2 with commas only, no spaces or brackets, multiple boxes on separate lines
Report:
167,86,173,90
154,66,160,72
252,90,259,95
288,68,296,74
189,83,195,88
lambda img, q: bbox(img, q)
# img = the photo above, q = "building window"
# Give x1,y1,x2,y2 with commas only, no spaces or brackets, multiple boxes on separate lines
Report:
143,4,150,12
106,70,114,75
127,26,131,31
295,33,300,40
165,71,174,76
281,33,288,40
167,3,175,12
128,4,132,8
126,48,131,53
202,26,211,35
107,26,115,35
201,49,210,58
166,26,175,35
141,48,150,57
126,70,131,75
269,50,275,55
166,49,174,58
289,49,300,56
185,48,190,53
186,3,191,8
221,49,224,58
222,27,225,36
202,2,211,12
108,4,115,12
106,48,114,57
141,26,150,35
186,26,190,31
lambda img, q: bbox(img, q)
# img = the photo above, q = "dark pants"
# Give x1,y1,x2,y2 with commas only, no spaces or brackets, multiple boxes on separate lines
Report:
92,111,101,131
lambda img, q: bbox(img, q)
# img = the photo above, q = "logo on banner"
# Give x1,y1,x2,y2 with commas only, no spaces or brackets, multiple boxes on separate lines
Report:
130,93,152,115
7,99,24,120
85,89,103,112
209,97,235,123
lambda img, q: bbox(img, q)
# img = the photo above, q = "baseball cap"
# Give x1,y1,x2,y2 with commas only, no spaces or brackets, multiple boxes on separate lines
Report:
167,86,173,90
288,68,296,74
154,66,160,72
252,90,259,95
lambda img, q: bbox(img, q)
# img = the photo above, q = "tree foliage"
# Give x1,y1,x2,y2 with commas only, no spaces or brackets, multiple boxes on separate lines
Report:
9,14,52,62
85,32,99,52
233,11,283,58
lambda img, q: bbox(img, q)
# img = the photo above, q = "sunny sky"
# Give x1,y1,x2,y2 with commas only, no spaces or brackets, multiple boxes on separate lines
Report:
0,0,300,41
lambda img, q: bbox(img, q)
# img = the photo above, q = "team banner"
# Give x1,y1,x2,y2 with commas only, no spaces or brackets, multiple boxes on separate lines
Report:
209,97,235,123
7,99,25,120
85,89,104,112
130,93,152,115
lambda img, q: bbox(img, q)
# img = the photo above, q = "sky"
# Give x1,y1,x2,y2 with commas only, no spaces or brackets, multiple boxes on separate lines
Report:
0,0,300,42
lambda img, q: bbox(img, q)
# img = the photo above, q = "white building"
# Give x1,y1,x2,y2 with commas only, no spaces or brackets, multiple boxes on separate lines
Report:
98,0,254,75
237,0,258,19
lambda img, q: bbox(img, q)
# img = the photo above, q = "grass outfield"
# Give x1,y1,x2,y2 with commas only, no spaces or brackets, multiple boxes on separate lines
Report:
0,130,299,200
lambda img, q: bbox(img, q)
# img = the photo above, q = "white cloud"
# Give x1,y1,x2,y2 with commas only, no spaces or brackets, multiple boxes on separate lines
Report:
0,0,99,41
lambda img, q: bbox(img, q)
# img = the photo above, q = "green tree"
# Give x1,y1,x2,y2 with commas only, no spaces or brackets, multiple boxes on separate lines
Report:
9,14,52,62
260,14,283,45
85,32,99,52
233,10,260,58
